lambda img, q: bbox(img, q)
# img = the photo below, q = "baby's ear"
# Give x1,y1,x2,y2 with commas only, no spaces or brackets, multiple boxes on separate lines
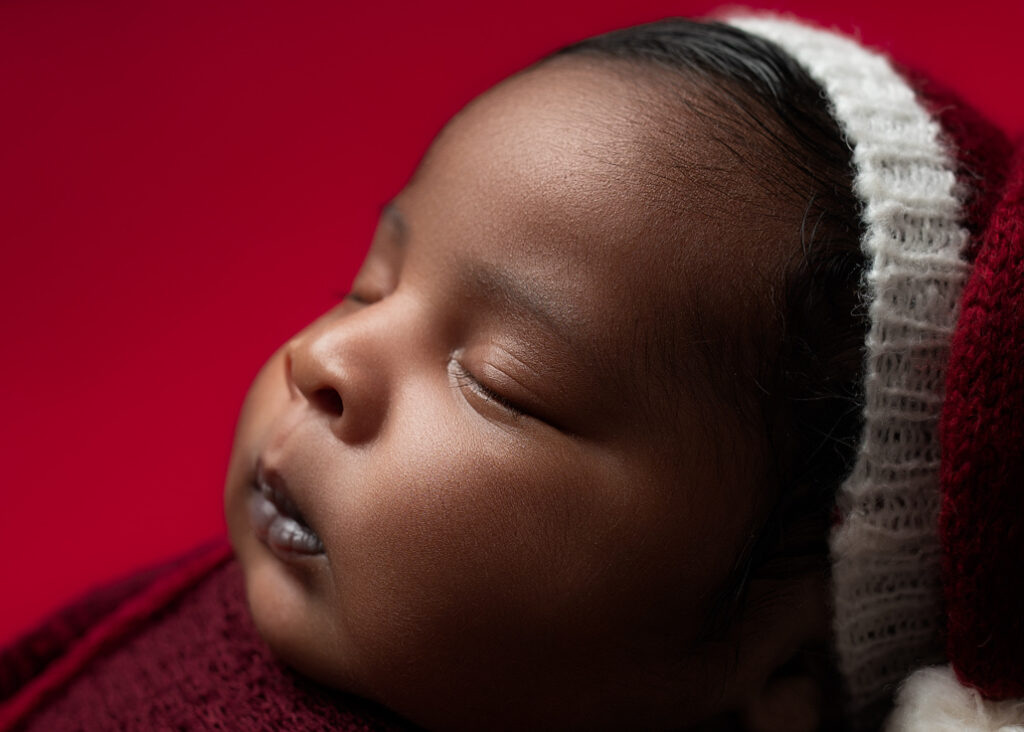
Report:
729,572,836,732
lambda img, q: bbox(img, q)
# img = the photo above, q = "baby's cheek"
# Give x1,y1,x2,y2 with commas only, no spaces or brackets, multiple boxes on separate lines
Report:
325,448,582,691
330,473,526,652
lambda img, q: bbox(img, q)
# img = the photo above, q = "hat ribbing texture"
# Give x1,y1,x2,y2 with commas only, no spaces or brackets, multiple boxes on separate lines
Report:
728,16,971,729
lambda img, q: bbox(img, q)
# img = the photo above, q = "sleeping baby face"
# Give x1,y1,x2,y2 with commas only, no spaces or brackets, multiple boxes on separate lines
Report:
225,57,822,730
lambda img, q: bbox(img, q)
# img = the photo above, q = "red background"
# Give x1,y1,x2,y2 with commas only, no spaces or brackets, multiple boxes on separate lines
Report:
1,0,1021,647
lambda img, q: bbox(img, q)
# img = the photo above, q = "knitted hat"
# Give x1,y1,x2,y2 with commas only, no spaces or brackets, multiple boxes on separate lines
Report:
727,15,1022,732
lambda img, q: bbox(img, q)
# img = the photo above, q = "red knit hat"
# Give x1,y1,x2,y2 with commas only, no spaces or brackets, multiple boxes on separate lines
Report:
728,15,1022,731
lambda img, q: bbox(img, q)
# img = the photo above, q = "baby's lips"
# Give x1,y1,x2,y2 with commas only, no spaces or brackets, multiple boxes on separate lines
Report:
249,461,326,557
248,488,326,557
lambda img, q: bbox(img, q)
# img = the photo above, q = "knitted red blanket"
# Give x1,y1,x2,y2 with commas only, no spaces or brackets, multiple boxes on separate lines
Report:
0,538,415,731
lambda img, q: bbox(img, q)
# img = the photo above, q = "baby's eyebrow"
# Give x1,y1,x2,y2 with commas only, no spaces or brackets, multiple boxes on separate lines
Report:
459,261,584,354
379,201,409,247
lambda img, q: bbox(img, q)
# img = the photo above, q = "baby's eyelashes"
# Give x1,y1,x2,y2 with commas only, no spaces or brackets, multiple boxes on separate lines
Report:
449,357,529,422
339,290,373,305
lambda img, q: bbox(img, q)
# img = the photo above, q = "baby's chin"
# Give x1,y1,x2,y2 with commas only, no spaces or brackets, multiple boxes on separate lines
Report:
239,545,375,698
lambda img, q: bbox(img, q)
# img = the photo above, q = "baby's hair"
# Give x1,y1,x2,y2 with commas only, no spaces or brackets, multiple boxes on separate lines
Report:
551,20,869,633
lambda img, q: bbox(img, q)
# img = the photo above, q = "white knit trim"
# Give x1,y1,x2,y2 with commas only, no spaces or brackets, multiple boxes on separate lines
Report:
727,15,970,727
885,666,1024,731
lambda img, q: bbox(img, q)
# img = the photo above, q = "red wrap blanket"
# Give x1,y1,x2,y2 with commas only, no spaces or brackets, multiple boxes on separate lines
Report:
0,539,414,731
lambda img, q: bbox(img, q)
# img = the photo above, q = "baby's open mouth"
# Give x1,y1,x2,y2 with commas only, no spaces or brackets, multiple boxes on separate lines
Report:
249,469,325,556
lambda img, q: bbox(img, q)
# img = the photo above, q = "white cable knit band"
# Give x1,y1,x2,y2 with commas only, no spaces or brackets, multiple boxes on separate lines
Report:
726,15,970,728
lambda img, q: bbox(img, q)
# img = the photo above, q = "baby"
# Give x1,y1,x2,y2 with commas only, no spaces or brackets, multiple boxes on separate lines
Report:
222,14,1022,732
3,13,1021,732
223,17,864,732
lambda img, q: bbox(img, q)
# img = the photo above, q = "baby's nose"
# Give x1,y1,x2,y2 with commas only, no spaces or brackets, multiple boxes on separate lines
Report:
289,348,345,419
284,314,390,444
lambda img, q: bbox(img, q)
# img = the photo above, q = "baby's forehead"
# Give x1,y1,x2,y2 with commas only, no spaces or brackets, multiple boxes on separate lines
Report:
419,57,793,292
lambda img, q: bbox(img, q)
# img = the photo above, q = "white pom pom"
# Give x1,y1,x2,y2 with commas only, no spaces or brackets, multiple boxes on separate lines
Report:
885,665,1024,731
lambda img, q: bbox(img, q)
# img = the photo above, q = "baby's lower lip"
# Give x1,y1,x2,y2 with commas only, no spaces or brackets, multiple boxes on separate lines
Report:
248,477,325,557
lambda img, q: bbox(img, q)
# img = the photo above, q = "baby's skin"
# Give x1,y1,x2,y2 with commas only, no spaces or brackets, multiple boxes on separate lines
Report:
224,56,829,731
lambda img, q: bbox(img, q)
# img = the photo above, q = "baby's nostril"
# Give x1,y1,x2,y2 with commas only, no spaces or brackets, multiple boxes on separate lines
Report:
311,387,344,417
